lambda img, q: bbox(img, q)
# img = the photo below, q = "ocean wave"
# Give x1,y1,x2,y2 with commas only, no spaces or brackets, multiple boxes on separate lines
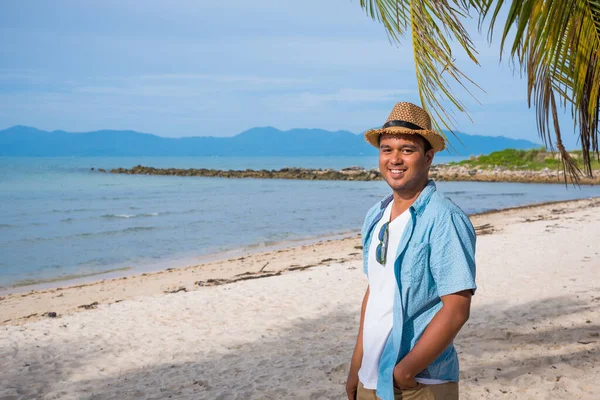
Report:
76,257,115,267
180,208,201,214
20,226,159,243
473,192,526,198
101,213,135,219
99,196,128,201
52,208,97,214
74,226,158,238
100,212,163,220
39,264,63,271
0,223,15,229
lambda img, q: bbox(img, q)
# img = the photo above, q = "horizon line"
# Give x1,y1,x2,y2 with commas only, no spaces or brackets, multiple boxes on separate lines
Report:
0,124,541,143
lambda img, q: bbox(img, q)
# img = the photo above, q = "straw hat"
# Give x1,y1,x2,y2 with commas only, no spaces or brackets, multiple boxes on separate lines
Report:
364,102,446,152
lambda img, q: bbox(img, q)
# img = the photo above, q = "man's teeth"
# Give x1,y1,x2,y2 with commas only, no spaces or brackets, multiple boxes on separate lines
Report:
391,169,404,173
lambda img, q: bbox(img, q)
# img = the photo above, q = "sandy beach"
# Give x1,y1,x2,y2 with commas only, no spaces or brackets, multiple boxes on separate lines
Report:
1,197,599,399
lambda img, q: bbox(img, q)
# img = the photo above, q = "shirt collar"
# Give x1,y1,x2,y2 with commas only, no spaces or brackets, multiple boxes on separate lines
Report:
379,180,436,216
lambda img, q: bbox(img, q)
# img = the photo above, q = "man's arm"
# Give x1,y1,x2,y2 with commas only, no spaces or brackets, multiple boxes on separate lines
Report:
393,290,472,389
393,211,477,389
346,286,370,399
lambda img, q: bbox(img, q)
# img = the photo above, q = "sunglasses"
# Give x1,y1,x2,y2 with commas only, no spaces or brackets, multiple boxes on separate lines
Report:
375,221,390,265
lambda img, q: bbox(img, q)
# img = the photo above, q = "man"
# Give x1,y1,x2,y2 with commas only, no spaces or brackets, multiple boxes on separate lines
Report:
346,102,477,400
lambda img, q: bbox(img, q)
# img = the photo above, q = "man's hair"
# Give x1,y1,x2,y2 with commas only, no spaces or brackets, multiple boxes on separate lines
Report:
418,135,432,153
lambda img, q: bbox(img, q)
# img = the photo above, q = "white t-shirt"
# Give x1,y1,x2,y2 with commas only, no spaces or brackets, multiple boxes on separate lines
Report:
358,201,410,389
358,201,448,389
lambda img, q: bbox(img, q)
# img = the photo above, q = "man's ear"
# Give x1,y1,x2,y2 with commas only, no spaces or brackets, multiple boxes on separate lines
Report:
425,149,434,166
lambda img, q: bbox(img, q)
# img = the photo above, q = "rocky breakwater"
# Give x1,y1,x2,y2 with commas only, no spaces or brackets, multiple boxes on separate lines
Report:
106,165,383,181
430,164,600,185
99,164,600,184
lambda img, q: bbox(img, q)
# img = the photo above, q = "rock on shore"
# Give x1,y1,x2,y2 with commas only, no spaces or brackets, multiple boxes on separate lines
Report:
429,164,600,185
107,165,382,181
102,164,600,185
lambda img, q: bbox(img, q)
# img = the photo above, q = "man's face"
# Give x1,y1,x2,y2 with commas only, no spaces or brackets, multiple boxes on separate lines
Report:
379,134,434,193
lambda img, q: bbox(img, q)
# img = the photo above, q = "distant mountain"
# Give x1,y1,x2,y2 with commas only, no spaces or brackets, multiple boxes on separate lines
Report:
0,125,540,157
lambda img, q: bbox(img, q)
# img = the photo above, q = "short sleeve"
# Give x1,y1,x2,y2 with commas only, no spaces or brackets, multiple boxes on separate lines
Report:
361,201,384,277
429,211,477,297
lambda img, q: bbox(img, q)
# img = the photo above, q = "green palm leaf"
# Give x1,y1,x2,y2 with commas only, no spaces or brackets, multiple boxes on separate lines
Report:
483,0,600,180
359,0,482,138
359,0,600,181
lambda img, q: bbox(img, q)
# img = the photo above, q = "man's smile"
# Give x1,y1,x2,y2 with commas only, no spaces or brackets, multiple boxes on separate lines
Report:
388,168,407,178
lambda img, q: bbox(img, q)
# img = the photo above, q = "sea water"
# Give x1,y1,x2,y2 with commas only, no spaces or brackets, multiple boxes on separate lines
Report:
1,156,599,290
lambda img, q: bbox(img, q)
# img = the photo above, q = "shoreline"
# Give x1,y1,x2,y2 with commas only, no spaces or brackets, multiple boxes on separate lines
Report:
0,229,358,296
2,196,599,326
3,195,598,296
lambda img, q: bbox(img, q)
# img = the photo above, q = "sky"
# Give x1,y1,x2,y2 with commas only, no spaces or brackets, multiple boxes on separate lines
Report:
0,0,582,148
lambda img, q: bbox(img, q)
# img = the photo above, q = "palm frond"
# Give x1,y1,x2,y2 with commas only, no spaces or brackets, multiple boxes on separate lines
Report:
358,0,600,178
482,0,600,180
359,0,410,40
359,0,482,140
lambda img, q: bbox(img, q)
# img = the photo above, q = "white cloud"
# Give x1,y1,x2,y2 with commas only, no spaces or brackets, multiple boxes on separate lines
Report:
270,88,417,111
137,73,309,86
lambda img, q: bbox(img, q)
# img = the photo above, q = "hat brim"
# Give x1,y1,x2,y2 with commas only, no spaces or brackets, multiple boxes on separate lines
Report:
364,126,446,153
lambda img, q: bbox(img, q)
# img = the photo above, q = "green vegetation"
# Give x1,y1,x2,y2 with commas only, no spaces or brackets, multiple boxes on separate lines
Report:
450,148,600,171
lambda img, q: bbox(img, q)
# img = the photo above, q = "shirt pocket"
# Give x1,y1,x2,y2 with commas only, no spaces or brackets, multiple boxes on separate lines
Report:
401,243,430,285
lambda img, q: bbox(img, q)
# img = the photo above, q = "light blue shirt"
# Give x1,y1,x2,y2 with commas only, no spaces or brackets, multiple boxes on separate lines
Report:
361,180,477,400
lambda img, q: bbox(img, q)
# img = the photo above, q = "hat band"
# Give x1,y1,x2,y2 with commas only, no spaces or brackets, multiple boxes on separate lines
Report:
382,119,424,130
